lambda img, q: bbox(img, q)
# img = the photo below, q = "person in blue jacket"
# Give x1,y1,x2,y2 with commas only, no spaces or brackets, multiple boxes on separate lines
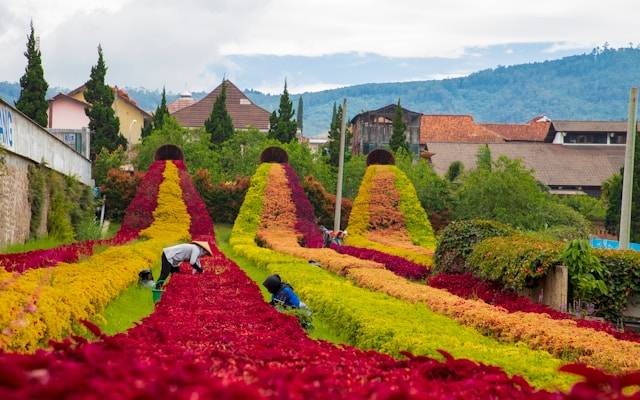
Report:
262,274,305,308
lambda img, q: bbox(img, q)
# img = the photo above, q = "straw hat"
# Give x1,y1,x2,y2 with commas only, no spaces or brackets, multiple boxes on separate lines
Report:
192,241,213,256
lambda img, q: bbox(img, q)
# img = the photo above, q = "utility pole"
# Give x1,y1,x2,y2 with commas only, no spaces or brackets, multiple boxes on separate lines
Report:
334,98,347,232
619,87,638,249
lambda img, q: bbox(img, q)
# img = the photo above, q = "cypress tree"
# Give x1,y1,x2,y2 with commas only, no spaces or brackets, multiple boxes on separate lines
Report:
267,81,297,143
326,103,351,167
296,96,304,135
15,21,49,127
141,87,170,139
389,99,408,153
205,80,234,145
85,45,125,159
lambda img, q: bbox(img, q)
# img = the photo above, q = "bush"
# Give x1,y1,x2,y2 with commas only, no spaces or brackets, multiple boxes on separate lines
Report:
93,146,126,187
193,169,250,224
592,249,640,322
468,234,564,291
27,163,47,238
395,151,452,215
302,175,352,229
554,194,606,223
47,175,74,242
434,219,514,273
101,169,144,220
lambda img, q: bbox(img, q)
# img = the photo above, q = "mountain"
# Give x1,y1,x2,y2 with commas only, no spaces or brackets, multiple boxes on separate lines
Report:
2,47,639,136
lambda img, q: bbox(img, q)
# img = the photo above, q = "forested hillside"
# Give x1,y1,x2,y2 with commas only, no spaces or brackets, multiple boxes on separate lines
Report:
2,47,639,135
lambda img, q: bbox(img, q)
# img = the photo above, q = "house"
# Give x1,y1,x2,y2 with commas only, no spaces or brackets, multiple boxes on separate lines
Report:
421,115,505,144
171,80,270,131
168,91,196,113
350,104,422,155
481,116,553,142
48,85,151,145
549,120,638,145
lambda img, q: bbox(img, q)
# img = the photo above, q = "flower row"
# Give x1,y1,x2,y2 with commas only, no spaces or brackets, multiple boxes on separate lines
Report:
0,161,190,352
345,165,434,266
0,162,166,273
229,162,577,390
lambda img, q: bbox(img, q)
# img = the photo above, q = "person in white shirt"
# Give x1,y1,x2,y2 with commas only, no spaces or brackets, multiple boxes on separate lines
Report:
155,241,212,289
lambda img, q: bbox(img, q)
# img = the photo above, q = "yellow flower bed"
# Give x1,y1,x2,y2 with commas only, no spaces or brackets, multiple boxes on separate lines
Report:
346,165,434,266
346,267,640,373
0,162,190,352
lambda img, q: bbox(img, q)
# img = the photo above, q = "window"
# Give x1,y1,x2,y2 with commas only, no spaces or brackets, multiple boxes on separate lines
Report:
564,133,607,144
611,133,626,144
239,98,251,105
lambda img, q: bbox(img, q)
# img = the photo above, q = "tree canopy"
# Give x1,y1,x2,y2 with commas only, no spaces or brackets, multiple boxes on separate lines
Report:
268,81,297,143
205,80,234,145
15,22,48,127
389,99,408,153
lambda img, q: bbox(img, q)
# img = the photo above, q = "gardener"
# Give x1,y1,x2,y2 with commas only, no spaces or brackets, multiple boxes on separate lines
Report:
155,241,212,289
262,274,305,308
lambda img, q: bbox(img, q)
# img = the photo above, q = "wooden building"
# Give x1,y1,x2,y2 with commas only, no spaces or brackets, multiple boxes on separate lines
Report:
350,104,422,155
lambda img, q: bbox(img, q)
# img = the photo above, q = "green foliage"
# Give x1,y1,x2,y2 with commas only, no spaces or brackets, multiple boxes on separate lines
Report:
93,146,126,187
342,154,367,199
153,87,170,131
603,172,623,235
592,249,640,321
560,240,608,300
476,145,492,171
469,234,563,291
85,45,126,159
389,99,408,152
391,165,436,247
554,194,606,222
302,175,352,229
193,169,249,224
205,81,234,145
267,81,297,143
296,96,304,134
454,156,590,233
65,177,98,240
326,102,352,167
434,219,514,273
395,151,451,214
100,169,143,220
276,305,313,331
446,161,464,182
47,175,74,242
15,22,48,127
27,163,47,238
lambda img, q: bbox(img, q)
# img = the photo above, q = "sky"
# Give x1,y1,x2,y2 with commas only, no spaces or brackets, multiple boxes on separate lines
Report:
0,0,636,94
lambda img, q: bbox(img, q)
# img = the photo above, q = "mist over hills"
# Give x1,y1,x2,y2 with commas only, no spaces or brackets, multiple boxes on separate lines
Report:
2,47,639,136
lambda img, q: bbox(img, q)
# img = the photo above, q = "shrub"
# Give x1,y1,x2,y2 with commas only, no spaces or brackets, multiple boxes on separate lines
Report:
93,146,126,187
554,194,606,223
468,234,563,291
592,249,640,322
27,163,47,238
194,169,250,224
100,168,144,220
434,219,514,273
302,175,351,229
561,240,608,301
47,175,74,242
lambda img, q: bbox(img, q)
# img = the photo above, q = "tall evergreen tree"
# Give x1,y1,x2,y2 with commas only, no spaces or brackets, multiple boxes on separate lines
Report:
389,99,408,153
141,87,171,139
476,144,493,171
296,96,304,135
326,102,351,167
85,45,125,159
205,80,234,145
267,81,297,143
15,21,49,127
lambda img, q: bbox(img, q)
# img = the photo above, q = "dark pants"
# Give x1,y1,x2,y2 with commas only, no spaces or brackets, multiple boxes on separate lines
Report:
158,252,179,284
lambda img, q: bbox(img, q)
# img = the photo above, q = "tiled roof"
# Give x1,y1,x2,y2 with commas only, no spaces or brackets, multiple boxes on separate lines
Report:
428,142,623,187
481,118,552,142
420,115,505,143
66,84,151,118
552,120,639,132
168,95,196,114
172,80,270,130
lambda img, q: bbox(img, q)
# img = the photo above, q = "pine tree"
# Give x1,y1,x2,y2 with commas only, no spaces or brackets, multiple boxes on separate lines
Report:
296,96,304,135
477,144,492,171
326,102,352,167
85,45,125,159
389,99,408,153
205,80,234,145
141,87,171,139
15,21,49,127
267,81,297,143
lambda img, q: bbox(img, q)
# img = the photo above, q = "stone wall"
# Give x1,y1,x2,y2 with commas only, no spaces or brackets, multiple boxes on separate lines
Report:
0,153,31,247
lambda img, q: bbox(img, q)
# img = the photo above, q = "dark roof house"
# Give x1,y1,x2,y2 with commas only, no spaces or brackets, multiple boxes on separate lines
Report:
172,80,270,131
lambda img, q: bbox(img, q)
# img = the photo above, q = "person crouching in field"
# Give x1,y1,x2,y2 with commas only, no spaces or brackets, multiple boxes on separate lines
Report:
262,274,305,308
155,241,212,289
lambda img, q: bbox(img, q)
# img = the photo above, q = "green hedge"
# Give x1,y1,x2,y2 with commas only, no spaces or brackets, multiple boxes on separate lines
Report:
434,219,514,273
593,249,640,321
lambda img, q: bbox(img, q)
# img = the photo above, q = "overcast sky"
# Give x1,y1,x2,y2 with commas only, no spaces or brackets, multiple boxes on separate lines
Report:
0,0,636,93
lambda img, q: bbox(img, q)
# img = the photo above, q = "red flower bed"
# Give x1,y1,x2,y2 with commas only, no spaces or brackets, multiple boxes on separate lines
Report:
0,162,166,273
283,163,324,248
333,244,428,280
0,166,637,399
429,272,640,343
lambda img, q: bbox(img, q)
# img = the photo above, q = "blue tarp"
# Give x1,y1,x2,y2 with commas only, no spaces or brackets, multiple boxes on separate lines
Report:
590,238,640,252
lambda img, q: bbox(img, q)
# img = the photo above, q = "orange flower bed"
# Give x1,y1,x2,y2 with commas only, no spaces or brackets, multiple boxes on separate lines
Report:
346,267,640,373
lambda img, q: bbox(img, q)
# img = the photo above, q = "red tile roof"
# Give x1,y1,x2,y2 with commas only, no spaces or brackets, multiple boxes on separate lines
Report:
66,84,151,118
171,81,270,130
168,93,196,114
481,117,551,142
421,115,505,143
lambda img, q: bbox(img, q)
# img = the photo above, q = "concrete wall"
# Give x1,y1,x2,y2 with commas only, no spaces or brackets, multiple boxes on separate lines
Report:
48,96,90,129
0,98,92,185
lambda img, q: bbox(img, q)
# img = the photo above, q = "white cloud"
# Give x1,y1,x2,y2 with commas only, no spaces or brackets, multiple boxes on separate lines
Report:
0,0,636,91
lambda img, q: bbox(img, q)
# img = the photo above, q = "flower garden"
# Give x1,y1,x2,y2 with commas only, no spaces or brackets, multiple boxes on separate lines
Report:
1,152,640,399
